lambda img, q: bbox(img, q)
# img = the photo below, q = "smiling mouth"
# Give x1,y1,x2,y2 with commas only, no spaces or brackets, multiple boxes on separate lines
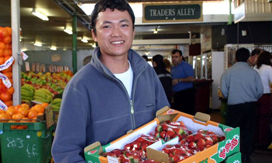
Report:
111,41,125,45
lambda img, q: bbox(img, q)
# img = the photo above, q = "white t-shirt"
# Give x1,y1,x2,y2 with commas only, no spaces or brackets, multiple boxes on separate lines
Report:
254,64,272,94
114,61,133,98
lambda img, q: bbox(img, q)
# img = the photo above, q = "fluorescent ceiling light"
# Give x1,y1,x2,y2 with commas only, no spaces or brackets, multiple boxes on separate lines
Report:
92,43,96,48
50,46,57,50
81,38,88,43
21,48,27,51
31,9,49,21
64,27,72,35
34,42,42,47
153,28,158,34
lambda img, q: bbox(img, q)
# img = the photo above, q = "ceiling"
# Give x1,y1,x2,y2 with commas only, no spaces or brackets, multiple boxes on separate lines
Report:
0,0,222,52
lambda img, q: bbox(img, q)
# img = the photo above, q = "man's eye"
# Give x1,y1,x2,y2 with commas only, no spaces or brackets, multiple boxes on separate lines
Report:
121,24,128,27
103,25,110,28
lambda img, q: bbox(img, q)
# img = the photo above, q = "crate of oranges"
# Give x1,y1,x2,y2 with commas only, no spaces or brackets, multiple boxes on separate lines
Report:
0,103,54,163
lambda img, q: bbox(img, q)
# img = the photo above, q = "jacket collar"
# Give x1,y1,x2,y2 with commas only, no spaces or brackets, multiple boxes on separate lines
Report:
91,47,147,76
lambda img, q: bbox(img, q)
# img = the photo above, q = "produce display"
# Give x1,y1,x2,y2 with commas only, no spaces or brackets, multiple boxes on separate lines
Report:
104,120,225,163
0,26,14,109
33,88,53,103
0,103,48,129
21,71,73,96
21,84,35,103
50,98,62,111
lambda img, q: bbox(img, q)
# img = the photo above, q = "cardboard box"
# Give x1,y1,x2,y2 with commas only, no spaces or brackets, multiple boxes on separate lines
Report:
84,107,240,163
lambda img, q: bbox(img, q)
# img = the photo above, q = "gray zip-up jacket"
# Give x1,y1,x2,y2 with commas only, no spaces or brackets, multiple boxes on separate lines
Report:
52,48,169,163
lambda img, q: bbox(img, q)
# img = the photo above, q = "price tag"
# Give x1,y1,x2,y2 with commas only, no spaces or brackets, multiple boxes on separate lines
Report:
0,56,14,71
21,51,29,61
45,106,54,129
0,100,8,110
0,73,12,88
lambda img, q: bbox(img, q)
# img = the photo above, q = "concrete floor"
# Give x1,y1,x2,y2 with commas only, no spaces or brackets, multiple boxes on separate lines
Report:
209,110,272,163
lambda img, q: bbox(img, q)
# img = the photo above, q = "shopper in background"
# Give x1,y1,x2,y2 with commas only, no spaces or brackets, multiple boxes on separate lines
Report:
51,0,169,162
254,51,272,148
142,54,148,61
220,47,263,163
163,58,172,72
248,48,262,67
171,49,195,115
152,54,172,105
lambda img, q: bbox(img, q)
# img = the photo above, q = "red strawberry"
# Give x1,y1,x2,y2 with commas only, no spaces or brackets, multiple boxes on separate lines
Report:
124,143,132,151
230,135,239,150
188,142,197,149
197,138,206,149
186,135,195,142
225,140,231,153
160,131,166,139
219,148,226,159
194,133,203,140
173,148,186,155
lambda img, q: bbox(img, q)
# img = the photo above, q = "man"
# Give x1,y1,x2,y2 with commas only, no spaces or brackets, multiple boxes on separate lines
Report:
247,48,262,67
51,0,169,162
171,49,195,115
220,48,263,163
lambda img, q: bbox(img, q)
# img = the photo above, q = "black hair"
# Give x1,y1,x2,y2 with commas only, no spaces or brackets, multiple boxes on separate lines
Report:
152,54,168,74
251,48,261,56
256,51,272,69
90,0,135,35
142,55,148,61
171,49,182,56
236,48,250,62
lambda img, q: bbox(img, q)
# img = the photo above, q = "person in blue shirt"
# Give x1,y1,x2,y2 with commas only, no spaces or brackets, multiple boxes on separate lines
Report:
171,49,195,115
220,48,263,163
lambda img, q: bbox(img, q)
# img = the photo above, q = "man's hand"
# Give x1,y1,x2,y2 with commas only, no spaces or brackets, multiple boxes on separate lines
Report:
172,79,179,86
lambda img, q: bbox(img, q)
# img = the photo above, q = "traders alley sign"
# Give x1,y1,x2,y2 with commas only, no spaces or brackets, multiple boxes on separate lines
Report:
143,2,203,23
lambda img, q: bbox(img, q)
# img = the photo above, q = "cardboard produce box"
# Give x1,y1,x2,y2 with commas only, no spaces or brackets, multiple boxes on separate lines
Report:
84,107,240,163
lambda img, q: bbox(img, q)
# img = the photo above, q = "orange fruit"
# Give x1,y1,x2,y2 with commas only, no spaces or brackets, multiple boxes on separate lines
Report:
6,108,15,117
41,103,49,108
28,110,38,119
0,49,4,57
16,125,27,129
7,87,14,95
0,92,11,102
20,117,30,123
8,120,18,129
0,42,5,49
0,113,9,122
4,100,13,107
4,27,12,36
33,104,45,113
3,36,11,44
0,57,4,65
12,113,24,121
0,109,6,114
18,107,28,117
21,103,30,110
13,105,21,114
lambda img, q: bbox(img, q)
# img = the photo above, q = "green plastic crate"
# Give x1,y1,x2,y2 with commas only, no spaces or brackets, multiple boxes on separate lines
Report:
0,122,53,163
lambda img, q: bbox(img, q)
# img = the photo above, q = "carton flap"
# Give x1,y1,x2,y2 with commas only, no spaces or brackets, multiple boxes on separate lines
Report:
84,141,102,153
194,112,210,123
147,148,169,163
156,106,170,117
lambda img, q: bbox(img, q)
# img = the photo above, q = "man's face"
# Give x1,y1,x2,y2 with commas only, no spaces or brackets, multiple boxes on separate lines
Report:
171,52,182,65
92,8,135,57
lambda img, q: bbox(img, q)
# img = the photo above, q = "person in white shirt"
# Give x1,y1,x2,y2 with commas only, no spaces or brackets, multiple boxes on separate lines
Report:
254,51,272,148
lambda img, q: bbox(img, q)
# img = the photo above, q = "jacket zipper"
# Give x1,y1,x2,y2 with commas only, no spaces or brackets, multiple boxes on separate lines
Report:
100,63,147,130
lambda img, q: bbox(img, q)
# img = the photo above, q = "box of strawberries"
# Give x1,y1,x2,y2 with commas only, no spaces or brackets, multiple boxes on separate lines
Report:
84,107,241,163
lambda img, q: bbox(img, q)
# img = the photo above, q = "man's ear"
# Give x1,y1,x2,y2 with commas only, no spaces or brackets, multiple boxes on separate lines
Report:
91,29,97,42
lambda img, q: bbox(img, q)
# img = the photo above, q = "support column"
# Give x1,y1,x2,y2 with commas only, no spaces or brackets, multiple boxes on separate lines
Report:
72,15,77,73
11,0,21,105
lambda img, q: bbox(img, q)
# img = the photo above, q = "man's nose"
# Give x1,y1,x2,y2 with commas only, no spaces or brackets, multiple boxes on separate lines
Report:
111,26,122,37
